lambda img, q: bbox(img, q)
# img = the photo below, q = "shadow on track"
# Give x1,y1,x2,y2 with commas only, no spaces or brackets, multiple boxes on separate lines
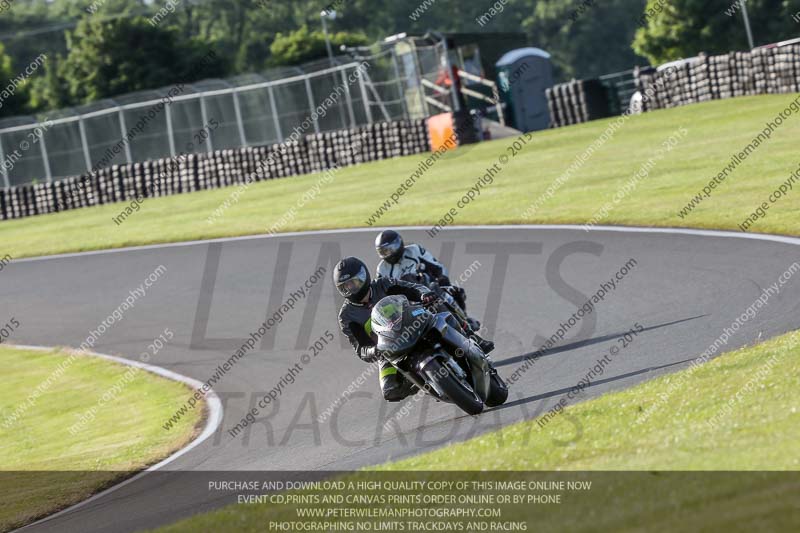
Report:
494,355,700,412
494,314,709,368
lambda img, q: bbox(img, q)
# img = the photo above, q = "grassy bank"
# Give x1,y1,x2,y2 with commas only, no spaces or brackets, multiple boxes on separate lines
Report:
0,347,203,531
382,331,800,471
1,94,799,259
152,330,800,532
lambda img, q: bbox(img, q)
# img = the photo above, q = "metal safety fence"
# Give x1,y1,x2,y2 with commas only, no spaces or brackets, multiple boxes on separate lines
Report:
0,38,451,189
0,119,431,221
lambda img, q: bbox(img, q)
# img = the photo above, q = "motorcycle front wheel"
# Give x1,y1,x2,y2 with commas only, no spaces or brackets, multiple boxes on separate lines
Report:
423,359,484,415
485,371,509,407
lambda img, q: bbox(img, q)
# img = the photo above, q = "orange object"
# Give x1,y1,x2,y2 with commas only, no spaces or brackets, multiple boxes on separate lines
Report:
435,67,453,88
427,112,458,152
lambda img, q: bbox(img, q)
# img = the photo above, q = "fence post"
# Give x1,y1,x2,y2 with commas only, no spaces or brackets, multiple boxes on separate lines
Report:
391,49,410,119
268,85,283,142
199,96,214,153
232,89,248,146
304,77,321,134
0,136,9,188
357,69,374,123
440,39,461,113
410,50,429,118
78,118,93,172
165,103,177,157
341,69,357,127
39,129,53,182
117,109,133,163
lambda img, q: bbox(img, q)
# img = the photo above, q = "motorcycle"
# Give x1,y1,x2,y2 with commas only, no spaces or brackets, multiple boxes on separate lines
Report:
370,294,508,415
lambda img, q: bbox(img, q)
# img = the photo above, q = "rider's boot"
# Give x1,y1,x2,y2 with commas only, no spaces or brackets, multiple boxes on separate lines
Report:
380,361,419,401
470,334,495,354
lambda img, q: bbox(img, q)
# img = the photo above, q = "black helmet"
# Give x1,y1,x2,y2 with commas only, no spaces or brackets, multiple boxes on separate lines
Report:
333,257,371,302
375,230,405,264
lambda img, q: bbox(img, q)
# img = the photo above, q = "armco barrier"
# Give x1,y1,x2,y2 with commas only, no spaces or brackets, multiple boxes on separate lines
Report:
0,119,431,221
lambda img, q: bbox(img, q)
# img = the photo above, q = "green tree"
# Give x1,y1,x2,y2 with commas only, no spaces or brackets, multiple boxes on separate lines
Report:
521,0,649,80
27,55,71,112
633,0,800,64
59,16,226,105
269,24,369,66
0,42,32,118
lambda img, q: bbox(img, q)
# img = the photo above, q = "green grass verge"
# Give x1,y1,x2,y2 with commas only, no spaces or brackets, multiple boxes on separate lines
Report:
381,331,800,471
151,331,800,532
2,94,800,259
0,346,203,531
4,94,799,530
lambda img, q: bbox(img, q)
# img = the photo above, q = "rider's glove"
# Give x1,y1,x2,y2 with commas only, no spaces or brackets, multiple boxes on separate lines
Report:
360,345,381,363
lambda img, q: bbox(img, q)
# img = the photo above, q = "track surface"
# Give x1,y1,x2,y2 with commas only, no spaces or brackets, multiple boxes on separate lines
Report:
5,226,800,532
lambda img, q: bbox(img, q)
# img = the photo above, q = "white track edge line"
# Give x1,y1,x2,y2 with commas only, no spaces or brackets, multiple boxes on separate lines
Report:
8,223,800,528
10,344,223,531
10,224,800,264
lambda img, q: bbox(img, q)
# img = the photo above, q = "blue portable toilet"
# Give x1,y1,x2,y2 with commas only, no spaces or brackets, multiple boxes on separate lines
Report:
495,48,554,132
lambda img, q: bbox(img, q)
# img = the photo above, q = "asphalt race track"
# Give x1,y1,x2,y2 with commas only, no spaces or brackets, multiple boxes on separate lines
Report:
6,225,800,532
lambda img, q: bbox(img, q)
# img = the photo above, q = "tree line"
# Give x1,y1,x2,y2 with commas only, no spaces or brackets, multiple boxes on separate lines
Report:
0,0,798,118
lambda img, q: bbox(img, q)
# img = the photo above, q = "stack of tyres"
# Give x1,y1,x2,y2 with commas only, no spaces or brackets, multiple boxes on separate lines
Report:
545,79,611,127
773,44,800,93
735,51,756,96
691,55,713,102
564,83,579,125
580,79,612,122
0,119,430,221
305,133,326,174
546,84,570,127
634,46,800,111
752,47,770,94
634,66,657,111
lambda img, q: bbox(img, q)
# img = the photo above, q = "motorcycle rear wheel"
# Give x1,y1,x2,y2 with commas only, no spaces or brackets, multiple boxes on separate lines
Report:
424,359,484,415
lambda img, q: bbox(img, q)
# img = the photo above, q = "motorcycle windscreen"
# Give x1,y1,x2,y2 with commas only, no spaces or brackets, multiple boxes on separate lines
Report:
371,295,406,339
371,295,427,357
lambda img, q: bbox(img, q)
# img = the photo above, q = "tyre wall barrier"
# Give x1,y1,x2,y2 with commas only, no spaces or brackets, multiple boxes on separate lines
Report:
0,119,431,221
546,79,612,128
545,44,800,127
636,45,800,112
